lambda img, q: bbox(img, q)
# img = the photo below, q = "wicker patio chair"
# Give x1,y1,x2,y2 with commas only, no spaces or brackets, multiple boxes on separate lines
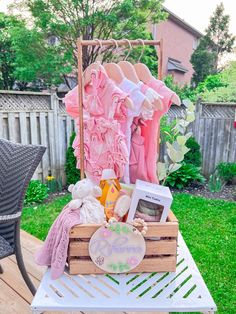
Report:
0,138,46,295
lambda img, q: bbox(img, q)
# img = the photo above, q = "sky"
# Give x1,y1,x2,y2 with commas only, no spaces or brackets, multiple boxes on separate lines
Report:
164,0,236,35
0,0,236,35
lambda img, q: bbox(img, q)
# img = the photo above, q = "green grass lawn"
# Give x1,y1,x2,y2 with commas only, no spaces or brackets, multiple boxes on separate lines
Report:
21,193,236,314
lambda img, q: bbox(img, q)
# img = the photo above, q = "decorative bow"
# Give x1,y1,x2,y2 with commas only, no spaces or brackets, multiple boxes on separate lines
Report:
83,70,107,116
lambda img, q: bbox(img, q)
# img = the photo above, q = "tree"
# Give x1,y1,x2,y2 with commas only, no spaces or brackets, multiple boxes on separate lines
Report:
205,2,235,69
9,0,166,86
191,2,235,85
190,39,217,85
0,13,20,89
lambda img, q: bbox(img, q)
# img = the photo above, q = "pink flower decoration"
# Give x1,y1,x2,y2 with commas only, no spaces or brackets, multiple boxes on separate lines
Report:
100,228,112,238
127,256,139,266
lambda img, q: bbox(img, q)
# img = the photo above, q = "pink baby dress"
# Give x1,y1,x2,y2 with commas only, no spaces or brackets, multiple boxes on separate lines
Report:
142,77,178,183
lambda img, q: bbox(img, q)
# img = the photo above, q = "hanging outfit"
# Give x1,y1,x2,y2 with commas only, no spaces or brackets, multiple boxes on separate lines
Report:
65,69,130,184
141,77,178,183
118,78,149,183
128,80,164,184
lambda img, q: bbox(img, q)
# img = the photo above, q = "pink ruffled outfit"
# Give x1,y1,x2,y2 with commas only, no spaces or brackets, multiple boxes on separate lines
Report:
142,77,177,183
64,69,130,183
73,117,129,183
35,205,81,279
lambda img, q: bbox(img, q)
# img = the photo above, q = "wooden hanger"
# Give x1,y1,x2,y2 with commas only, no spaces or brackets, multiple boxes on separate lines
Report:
103,62,125,85
171,94,181,106
117,39,140,84
133,63,153,84
118,61,140,84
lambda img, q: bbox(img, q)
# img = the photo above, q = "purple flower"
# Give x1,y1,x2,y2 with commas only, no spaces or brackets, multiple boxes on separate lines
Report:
100,227,112,238
127,256,139,266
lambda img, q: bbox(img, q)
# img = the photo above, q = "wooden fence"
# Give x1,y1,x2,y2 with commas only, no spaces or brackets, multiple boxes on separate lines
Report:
159,100,236,176
0,91,235,183
0,90,75,184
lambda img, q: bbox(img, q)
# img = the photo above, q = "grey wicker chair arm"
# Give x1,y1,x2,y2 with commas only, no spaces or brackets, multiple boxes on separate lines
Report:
0,138,46,295
0,212,22,222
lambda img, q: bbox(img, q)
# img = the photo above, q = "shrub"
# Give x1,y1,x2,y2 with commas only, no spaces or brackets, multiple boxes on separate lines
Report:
24,180,48,205
216,162,236,183
165,163,205,189
184,136,202,167
65,132,80,185
164,75,197,102
46,172,63,193
208,173,223,192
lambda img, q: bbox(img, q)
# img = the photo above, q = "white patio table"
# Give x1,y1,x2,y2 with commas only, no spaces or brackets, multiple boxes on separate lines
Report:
31,233,216,314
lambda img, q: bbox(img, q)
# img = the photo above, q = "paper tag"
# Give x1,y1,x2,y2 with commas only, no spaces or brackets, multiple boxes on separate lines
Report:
89,222,146,273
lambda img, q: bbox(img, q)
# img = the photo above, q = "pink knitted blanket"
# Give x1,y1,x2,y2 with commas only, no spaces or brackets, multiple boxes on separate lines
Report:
35,205,81,279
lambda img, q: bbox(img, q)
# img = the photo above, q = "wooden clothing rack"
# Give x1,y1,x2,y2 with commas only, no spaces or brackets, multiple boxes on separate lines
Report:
77,38,163,179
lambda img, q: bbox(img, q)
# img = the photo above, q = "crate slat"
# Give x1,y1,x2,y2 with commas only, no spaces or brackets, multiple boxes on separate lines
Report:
69,256,177,275
70,222,178,238
69,239,177,257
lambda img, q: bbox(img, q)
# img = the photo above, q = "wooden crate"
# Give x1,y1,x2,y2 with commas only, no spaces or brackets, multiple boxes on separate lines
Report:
68,211,178,275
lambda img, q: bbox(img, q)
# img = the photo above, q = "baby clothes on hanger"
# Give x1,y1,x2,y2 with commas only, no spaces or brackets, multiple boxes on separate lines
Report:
128,81,163,184
65,68,131,184
142,77,178,183
118,78,148,183
65,69,129,123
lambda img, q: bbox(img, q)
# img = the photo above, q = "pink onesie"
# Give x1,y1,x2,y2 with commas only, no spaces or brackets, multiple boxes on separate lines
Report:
142,77,178,183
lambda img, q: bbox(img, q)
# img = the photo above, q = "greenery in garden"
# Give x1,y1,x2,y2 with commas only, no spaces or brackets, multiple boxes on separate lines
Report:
190,2,235,85
208,162,236,193
21,193,236,314
46,173,63,193
200,60,236,102
158,100,201,187
1,0,167,89
216,162,236,182
184,136,202,167
24,180,48,205
165,163,205,189
65,132,81,185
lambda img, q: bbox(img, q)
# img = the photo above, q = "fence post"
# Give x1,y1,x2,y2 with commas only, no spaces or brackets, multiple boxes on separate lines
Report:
49,92,60,179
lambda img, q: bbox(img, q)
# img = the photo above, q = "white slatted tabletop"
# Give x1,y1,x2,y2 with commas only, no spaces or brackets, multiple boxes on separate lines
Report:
31,233,216,313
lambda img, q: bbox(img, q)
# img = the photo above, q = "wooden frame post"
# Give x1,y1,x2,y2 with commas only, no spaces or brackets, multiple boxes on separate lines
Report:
77,37,85,179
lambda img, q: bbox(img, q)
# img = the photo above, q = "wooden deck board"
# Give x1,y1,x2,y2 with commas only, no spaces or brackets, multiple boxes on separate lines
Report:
0,230,167,314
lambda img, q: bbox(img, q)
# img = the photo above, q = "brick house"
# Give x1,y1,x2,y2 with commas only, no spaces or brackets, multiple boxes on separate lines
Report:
152,7,203,85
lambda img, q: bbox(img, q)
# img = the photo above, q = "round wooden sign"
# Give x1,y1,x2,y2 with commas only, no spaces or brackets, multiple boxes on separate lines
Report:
89,222,146,273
